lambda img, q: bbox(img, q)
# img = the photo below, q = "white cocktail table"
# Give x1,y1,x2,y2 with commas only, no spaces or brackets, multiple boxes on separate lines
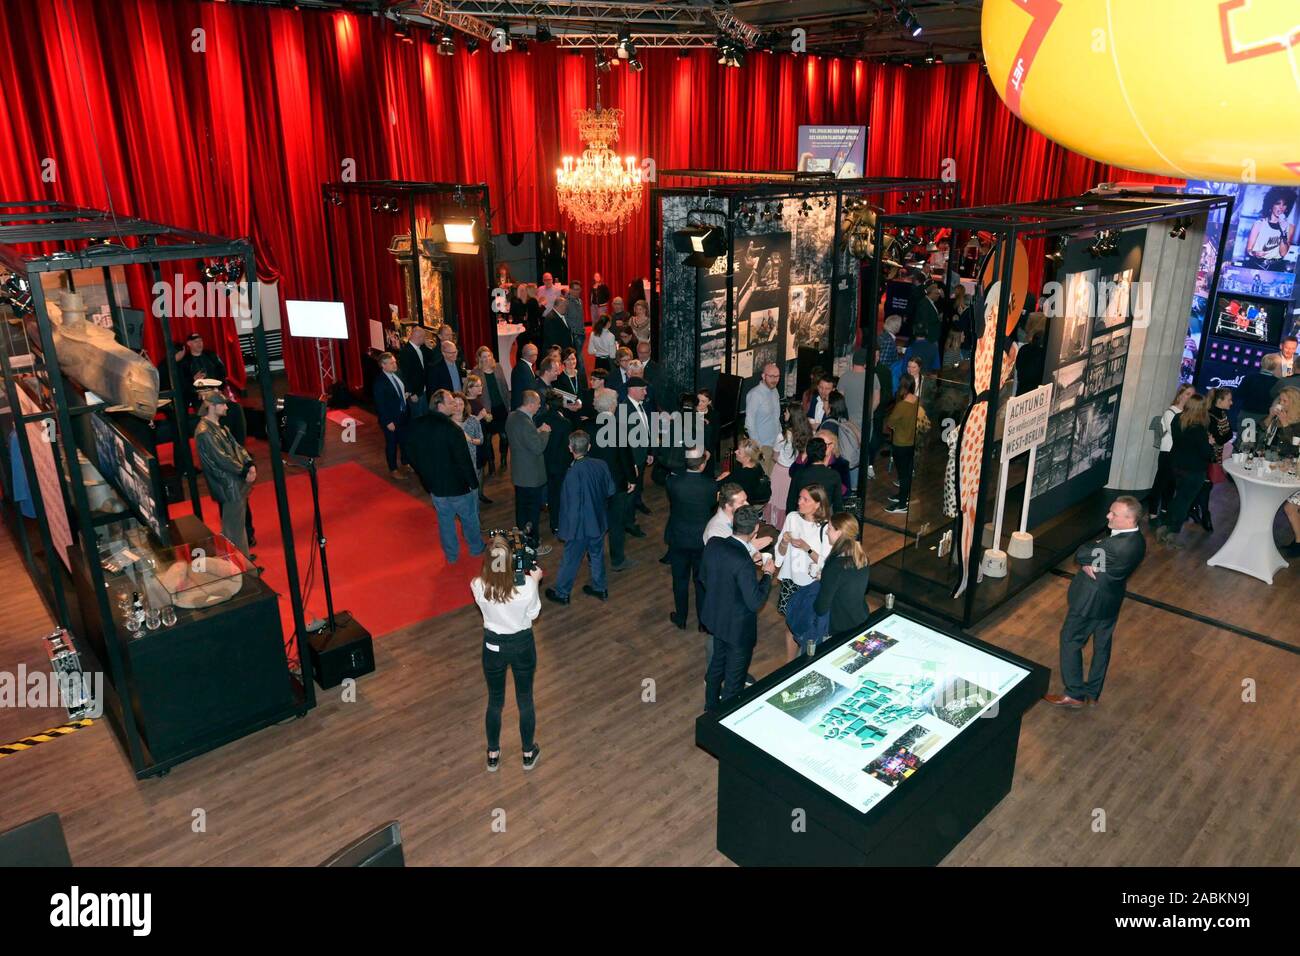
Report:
1207,458,1300,584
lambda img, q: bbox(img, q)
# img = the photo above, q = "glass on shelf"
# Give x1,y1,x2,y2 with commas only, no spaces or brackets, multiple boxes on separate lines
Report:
151,534,253,610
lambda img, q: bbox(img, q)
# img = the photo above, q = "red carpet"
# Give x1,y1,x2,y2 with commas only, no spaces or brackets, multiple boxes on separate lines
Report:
174,461,479,646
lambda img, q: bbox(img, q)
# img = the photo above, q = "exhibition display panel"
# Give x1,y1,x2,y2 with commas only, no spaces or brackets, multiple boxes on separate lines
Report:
0,202,313,778
861,191,1234,626
696,606,1049,866
651,172,960,419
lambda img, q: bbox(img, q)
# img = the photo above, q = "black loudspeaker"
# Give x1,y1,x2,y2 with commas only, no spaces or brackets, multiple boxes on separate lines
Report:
308,611,375,689
278,393,327,458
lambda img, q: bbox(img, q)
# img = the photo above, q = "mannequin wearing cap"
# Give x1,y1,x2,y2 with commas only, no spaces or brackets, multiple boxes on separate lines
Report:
194,390,256,559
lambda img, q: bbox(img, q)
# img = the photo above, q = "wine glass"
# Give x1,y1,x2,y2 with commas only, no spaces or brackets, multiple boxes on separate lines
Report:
145,608,162,631
160,606,178,627
124,613,142,638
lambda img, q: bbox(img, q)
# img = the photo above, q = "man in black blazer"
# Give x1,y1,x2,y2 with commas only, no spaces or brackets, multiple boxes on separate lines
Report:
542,298,573,352
587,386,639,571
1046,496,1148,708
785,436,843,514
428,338,466,395
398,325,436,404
700,505,775,710
622,376,657,519
665,447,717,629
373,351,412,479
510,343,539,410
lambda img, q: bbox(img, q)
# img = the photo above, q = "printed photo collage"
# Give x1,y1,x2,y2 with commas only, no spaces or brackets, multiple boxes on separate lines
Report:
1035,266,1134,499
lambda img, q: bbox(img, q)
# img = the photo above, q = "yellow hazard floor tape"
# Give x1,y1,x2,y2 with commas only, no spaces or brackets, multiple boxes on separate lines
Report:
0,718,95,758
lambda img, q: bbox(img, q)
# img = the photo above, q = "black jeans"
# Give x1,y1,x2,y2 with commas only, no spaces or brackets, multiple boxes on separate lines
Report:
547,472,565,535
607,490,629,565
482,628,537,752
514,484,545,547
668,545,704,623
891,443,916,505
1163,469,1204,532
1147,450,1174,514
705,638,754,712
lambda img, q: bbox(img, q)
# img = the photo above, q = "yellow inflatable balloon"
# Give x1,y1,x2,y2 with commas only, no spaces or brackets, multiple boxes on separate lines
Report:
982,0,1300,185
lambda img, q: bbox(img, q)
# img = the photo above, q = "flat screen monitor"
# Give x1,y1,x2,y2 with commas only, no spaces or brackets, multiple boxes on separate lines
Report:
285,299,348,340
1210,293,1285,347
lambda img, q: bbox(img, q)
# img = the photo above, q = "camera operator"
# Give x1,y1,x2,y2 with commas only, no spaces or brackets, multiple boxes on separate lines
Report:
470,532,544,773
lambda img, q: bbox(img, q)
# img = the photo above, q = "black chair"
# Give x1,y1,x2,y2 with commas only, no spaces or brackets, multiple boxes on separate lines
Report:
0,813,73,867
319,821,404,867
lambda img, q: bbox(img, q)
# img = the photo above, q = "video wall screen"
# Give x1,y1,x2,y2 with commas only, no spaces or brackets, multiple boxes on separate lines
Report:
1209,293,1285,347
719,613,1030,814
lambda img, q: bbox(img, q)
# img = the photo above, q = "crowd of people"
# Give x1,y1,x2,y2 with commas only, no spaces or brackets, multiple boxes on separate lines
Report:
1151,345,1300,555
419,272,872,769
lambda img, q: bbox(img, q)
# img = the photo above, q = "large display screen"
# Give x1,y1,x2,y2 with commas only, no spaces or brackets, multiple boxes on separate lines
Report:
718,614,1030,814
1209,293,1285,347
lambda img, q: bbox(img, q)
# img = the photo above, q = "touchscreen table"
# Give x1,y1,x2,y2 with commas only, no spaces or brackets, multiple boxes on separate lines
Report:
719,613,1031,814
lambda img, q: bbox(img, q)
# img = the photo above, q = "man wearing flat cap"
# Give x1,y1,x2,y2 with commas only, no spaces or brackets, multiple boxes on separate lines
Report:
195,390,255,558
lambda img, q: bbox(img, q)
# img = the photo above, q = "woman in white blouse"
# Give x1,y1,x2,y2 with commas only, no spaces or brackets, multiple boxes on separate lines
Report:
586,315,617,371
471,534,544,773
775,484,832,659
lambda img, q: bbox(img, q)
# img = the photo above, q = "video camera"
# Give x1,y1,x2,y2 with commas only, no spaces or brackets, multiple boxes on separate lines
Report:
484,527,538,587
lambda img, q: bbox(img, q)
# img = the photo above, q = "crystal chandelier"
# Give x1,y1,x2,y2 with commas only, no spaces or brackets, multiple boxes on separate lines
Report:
556,73,642,236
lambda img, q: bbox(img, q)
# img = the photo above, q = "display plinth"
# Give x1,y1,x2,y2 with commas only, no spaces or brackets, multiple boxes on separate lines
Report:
696,607,1048,867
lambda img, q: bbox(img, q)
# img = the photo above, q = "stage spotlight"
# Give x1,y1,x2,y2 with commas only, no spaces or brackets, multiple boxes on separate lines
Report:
629,55,643,72
1169,216,1189,240
1046,237,1066,263
672,225,726,268
202,261,225,282
437,30,455,56
1087,229,1118,258
224,258,245,284
896,5,922,37
617,29,635,60
536,22,553,44
595,48,611,72
371,198,383,213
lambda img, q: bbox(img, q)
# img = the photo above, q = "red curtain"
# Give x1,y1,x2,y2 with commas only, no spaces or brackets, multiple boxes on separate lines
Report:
0,0,1175,393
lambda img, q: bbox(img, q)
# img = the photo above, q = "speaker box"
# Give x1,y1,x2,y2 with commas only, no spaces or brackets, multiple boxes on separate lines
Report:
308,611,375,689
278,393,327,458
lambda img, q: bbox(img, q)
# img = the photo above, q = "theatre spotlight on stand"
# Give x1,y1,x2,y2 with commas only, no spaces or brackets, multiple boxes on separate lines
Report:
278,394,376,689
673,224,726,268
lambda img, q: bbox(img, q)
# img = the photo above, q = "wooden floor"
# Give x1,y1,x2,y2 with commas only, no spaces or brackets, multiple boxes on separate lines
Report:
0,406,1296,866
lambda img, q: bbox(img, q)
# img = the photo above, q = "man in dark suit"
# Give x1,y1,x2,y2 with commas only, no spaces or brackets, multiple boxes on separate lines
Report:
505,389,553,555
786,436,843,515
609,347,635,401
664,446,717,629
538,391,574,536
428,338,466,395
635,340,661,396
398,325,436,404
587,386,639,571
913,280,943,344
372,351,412,479
1045,496,1148,708
542,297,573,353
545,430,616,605
700,505,775,710
510,343,539,410
621,376,657,522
